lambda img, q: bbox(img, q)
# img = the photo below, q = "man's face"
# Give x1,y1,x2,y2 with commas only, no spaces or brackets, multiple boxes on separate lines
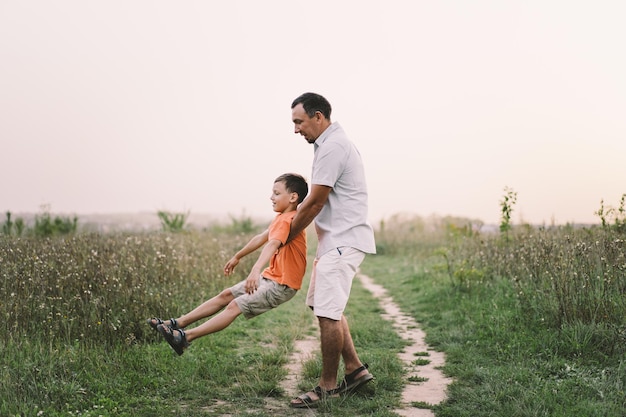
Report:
292,103,321,144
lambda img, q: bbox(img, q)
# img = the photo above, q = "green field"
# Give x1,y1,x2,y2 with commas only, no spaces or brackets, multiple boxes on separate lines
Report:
1,216,624,416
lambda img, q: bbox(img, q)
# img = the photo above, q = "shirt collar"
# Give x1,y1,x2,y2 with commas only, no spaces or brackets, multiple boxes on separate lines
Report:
314,122,340,150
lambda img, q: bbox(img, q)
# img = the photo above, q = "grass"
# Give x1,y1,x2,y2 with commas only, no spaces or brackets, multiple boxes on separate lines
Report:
3,216,625,416
0,230,407,416
362,218,626,417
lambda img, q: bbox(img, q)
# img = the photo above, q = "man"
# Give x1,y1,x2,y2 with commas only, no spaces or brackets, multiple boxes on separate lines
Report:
288,92,376,408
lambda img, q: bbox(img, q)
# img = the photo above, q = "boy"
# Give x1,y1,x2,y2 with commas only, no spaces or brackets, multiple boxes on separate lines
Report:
147,173,308,355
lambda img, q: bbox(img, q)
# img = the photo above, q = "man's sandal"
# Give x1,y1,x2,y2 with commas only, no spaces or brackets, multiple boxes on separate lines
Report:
156,324,190,355
339,363,374,394
146,317,181,331
290,386,340,408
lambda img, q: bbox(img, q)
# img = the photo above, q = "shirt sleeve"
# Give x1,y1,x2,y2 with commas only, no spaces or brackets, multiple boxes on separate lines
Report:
267,214,290,244
312,141,347,187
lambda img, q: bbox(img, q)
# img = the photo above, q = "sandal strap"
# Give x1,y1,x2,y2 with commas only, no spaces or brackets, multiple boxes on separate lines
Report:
174,328,189,347
147,317,164,330
343,363,369,385
314,385,340,398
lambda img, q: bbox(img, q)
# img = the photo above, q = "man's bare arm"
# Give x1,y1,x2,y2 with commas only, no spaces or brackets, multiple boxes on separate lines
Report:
287,184,331,242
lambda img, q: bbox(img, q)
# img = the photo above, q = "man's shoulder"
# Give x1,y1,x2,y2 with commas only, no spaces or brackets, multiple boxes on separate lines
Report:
327,122,348,139
319,128,351,153
317,122,348,143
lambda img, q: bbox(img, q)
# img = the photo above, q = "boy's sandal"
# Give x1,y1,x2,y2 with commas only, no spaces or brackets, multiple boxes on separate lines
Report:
146,317,181,331
339,363,374,394
156,324,190,356
290,385,340,409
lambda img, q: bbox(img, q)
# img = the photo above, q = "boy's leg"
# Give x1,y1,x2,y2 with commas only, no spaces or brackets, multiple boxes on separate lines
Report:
183,278,295,343
176,288,235,328
184,300,242,342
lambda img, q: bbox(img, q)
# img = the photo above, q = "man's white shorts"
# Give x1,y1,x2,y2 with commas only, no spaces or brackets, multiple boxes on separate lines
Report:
306,246,365,320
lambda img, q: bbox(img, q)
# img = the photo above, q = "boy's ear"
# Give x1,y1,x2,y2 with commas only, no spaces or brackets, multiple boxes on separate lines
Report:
290,192,299,203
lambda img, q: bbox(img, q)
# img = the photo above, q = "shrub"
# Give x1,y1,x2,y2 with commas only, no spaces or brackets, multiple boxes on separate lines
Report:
2,211,25,236
33,206,78,236
157,210,189,232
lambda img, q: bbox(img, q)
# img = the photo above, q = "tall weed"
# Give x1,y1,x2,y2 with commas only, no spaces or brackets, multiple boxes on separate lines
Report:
0,231,253,350
368,218,626,416
375,218,626,358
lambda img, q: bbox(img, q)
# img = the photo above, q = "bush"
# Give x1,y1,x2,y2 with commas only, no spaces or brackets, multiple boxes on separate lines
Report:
33,206,78,236
157,210,189,232
2,211,25,236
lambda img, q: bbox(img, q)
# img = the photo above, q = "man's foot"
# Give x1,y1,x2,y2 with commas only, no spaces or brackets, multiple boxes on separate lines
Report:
339,363,374,394
290,386,340,408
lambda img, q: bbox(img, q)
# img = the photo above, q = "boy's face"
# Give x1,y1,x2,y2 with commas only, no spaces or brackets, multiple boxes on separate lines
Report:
292,103,323,144
271,180,297,213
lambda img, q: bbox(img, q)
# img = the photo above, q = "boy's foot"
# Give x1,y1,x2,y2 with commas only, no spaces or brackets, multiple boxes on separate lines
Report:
146,317,181,331
156,324,190,355
339,363,374,394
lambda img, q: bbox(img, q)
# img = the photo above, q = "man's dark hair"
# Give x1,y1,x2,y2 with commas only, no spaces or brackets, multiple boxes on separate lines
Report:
291,92,332,120
275,173,308,204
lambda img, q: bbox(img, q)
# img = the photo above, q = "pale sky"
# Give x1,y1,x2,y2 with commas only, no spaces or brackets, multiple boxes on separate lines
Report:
2,1,625,226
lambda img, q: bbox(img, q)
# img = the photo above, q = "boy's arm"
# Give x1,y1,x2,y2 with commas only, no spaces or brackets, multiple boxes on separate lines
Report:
244,238,281,294
224,229,269,275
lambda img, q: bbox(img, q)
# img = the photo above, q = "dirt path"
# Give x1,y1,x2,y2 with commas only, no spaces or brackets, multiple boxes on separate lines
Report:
273,273,452,416
358,274,452,416
264,321,319,415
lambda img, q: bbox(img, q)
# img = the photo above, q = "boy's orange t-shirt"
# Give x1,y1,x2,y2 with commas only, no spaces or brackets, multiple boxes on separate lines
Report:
262,210,307,290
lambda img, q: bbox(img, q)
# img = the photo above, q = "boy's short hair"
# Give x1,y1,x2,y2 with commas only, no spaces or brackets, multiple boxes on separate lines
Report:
275,173,308,204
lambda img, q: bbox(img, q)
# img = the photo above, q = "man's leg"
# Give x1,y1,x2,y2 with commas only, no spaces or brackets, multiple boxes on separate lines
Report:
290,315,342,407
318,314,368,387
318,316,344,390
340,315,370,380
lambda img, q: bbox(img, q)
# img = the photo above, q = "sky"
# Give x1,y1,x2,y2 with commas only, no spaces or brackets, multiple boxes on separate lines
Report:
1,1,625,226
